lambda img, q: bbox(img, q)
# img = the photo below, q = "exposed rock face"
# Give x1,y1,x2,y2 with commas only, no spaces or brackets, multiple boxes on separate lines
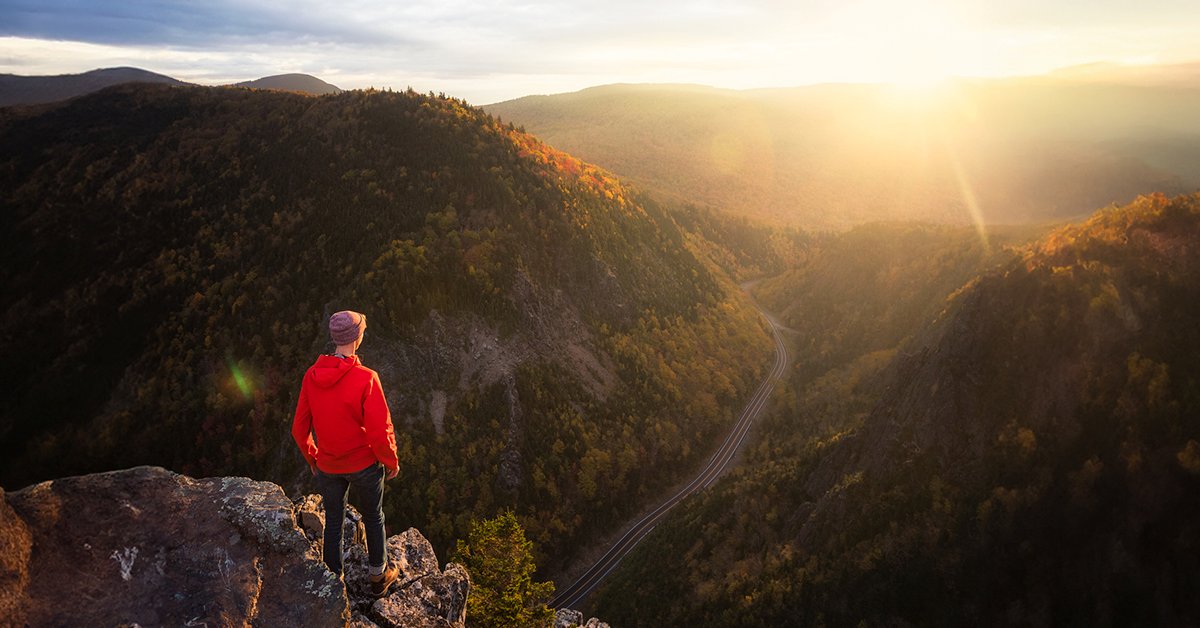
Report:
0,487,32,625
294,492,368,557
3,466,346,626
1,466,470,627
370,562,470,628
315,525,471,627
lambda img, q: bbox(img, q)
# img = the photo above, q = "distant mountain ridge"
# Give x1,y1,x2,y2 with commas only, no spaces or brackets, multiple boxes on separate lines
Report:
0,67,185,107
232,72,341,94
1049,61,1200,86
485,77,1200,228
0,67,341,107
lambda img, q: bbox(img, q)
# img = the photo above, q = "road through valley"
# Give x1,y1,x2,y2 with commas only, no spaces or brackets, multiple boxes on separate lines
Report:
550,302,789,610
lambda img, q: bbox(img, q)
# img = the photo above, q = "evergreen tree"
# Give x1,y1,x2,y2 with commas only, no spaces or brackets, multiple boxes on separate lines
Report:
453,511,555,628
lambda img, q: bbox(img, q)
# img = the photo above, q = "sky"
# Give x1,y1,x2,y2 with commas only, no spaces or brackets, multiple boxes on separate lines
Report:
1,0,1198,104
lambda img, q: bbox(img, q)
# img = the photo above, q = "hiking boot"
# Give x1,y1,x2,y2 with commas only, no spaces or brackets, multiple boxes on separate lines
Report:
369,564,400,597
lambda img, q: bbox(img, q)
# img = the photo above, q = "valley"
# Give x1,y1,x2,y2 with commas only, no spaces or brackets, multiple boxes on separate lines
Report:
2,68,1198,628
592,193,1200,626
552,294,789,610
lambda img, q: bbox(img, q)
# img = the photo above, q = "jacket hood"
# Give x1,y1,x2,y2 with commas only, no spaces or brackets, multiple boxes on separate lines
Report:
308,354,361,388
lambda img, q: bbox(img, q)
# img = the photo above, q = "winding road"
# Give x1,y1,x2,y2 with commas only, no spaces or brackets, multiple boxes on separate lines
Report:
550,303,789,610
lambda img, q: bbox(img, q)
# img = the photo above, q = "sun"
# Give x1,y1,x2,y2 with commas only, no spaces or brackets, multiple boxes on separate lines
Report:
885,50,958,89
816,0,975,88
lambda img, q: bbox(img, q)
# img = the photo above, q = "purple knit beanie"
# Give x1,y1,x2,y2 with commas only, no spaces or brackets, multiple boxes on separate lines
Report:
329,310,366,345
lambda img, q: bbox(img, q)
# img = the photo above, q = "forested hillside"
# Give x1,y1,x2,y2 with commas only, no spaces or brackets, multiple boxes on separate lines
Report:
751,223,1040,439
595,194,1200,626
672,203,810,281
0,84,773,569
486,81,1200,228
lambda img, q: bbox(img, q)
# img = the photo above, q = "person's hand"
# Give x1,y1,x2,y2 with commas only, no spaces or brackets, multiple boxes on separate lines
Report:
385,465,399,481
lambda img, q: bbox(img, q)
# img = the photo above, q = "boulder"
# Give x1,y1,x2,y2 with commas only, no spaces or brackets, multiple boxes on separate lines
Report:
555,607,611,628
2,466,470,627
555,608,584,627
370,563,471,628
4,466,346,626
340,528,470,627
293,493,368,556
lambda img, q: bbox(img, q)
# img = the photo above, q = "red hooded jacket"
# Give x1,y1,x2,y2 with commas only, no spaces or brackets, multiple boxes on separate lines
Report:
292,354,400,474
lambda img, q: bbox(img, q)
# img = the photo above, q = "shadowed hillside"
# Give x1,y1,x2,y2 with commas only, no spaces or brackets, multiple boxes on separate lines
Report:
0,84,773,570
596,194,1200,626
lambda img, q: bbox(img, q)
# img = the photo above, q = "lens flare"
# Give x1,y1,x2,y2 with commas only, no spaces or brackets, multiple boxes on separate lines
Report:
931,90,990,253
942,141,990,253
227,359,255,401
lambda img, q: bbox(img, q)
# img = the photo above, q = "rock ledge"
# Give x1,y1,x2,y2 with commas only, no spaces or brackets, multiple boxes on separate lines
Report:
0,466,469,627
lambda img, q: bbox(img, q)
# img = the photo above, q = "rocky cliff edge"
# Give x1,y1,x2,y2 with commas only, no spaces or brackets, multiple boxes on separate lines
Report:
0,466,469,627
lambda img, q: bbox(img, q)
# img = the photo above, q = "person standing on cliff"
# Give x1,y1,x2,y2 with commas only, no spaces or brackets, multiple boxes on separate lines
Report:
292,310,401,597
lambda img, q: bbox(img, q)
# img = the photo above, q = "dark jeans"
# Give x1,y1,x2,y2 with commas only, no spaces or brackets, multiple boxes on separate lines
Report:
315,462,387,575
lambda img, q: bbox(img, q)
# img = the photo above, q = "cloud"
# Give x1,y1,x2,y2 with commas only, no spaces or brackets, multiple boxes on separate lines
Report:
0,0,411,48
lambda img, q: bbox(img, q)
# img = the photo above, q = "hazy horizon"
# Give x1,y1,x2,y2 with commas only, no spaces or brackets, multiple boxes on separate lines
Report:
4,59,1200,108
3,0,1200,104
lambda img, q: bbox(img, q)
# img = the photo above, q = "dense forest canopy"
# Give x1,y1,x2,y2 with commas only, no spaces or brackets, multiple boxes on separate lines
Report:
0,83,774,572
595,194,1200,626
